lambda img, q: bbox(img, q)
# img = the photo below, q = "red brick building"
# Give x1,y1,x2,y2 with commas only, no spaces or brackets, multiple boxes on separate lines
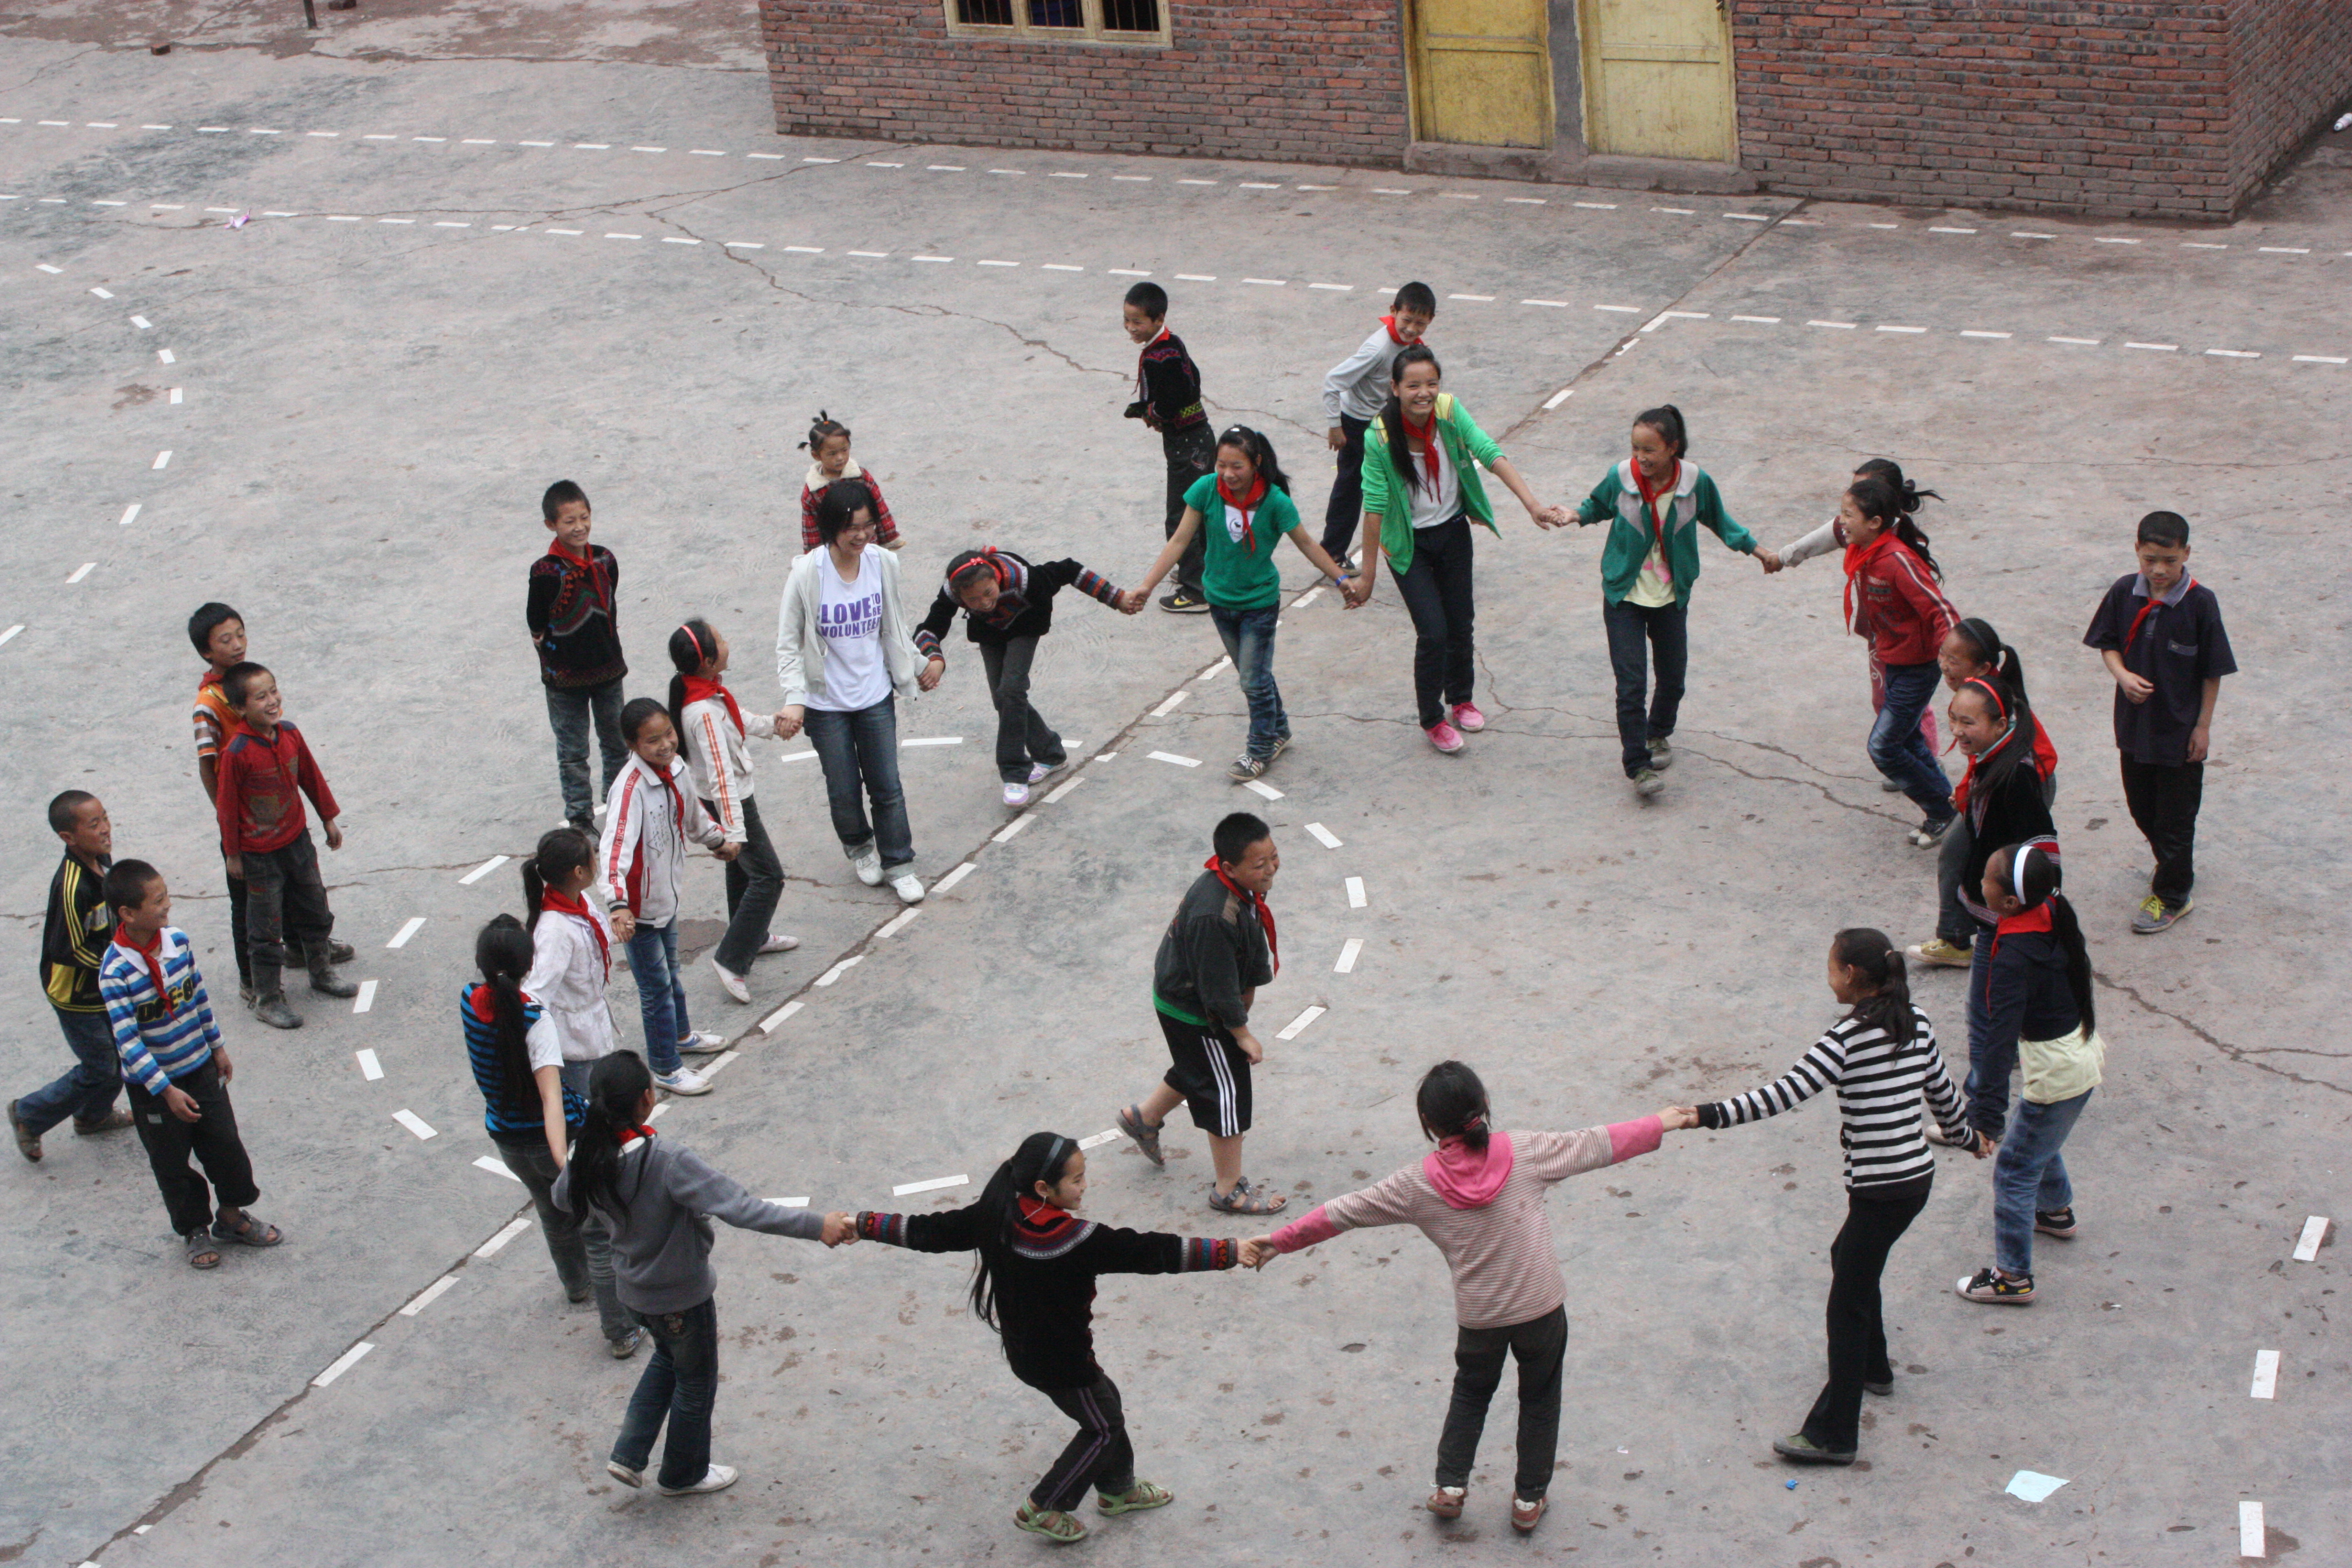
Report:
760,0,2352,218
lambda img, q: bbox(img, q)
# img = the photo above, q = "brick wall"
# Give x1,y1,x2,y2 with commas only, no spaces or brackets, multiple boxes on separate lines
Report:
758,0,1409,166
2226,0,2352,196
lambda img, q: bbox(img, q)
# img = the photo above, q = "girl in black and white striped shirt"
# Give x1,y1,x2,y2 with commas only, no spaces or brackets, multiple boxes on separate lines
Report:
1678,928,1985,1467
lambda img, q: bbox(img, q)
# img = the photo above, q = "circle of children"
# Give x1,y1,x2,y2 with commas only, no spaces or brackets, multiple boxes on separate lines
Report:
10,277,2235,1542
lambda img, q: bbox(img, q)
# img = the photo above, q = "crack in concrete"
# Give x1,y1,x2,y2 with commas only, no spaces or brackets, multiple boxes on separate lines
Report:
2096,972,2349,1097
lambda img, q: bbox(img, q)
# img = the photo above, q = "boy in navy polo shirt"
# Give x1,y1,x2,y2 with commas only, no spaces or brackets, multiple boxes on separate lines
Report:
2083,510,2235,933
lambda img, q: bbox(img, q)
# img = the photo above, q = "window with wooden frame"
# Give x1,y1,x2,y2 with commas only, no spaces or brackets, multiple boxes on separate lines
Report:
944,0,1170,46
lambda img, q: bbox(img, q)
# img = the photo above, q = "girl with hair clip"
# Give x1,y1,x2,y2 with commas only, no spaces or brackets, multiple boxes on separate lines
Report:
552,1051,857,1498
666,619,799,1004
463,913,631,1354
1944,676,2060,1102
1240,1063,1695,1536
853,1131,1243,1544
797,411,903,552
1673,929,1986,1466
1910,618,2061,969
1955,841,2101,1305
520,827,621,1100
1131,426,1365,782
1349,346,1567,755
913,547,1145,808
1572,404,1776,797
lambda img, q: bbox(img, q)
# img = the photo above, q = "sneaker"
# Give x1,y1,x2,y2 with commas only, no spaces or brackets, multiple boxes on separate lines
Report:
1956,1266,2035,1304
2034,1207,2079,1239
654,1066,713,1097
7,1099,40,1163
1632,767,1665,798
677,1032,728,1056
890,871,925,906
1426,1486,1465,1519
1266,733,1293,761
1158,590,1211,614
1771,1433,1855,1465
1425,721,1466,755
1451,701,1487,733
658,1464,739,1496
1027,760,1064,785
606,1459,644,1488
1003,781,1032,808
1908,815,1957,848
1510,1495,1548,1534
1880,778,1904,792
608,1327,644,1359
2131,892,2192,934
252,991,303,1030
1647,734,1674,769
708,957,751,1004
72,1107,133,1135
1228,752,1268,781
756,932,800,954
851,845,884,886
1908,937,1972,968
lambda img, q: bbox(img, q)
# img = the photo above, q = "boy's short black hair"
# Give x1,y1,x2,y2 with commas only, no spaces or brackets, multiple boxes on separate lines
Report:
619,696,670,745
542,480,589,522
1212,811,1272,868
813,478,876,546
2136,510,2190,549
47,790,97,835
221,661,272,710
1392,281,1438,317
1123,281,1168,320
102,859,161,917
187,602,243,658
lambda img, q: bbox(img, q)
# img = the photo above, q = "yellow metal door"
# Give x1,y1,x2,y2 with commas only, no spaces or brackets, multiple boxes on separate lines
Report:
1579,0,1736,161
1411,0,1553,149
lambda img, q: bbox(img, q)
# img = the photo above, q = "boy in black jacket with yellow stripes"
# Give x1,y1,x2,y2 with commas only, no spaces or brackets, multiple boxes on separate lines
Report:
8,792,133,1161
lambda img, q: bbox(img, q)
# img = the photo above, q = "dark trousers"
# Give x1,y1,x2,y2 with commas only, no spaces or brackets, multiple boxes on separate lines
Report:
1320,413,1370,561
1938,772,2058,946
125,1057,259,1237
1602,597,1689,775
1030,1371,1136,1512
496,1139,629,1342
545,676,627,827
2119,754,2202,905
14,1005,123,1137
239,831,333,990
222,852,254,991
1162,424,1214,598
613,1294,720,1489
980,636,1066,783
707,794,785,976
1803,1177,1930,1455
803,695,914,870
1434,1304,1567,1499
1392,515,1478,730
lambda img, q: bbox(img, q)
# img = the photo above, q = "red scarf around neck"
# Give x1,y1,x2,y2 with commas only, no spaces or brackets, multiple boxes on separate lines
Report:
1204,854,1279,977
1217,474,1269,554
1400,410,1444,496
538,888,610,978
1380,314,1411,346
1984,901,2056,1002
1630,459,1679,586
1841,527,1899,633
115,924,173,1017
680,674,744,739
547,540,612,609
2123,578,2194,655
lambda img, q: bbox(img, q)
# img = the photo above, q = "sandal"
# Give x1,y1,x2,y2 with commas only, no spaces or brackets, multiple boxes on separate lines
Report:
184,1230,222,1270
1014,1501,1088,1543
1097,1479,1173,1515
1511,1495,1548,1534
1116,1104,1164,1168
1427,1486,1465,1519
211,1212,284,1248
1207,1176,1287,1216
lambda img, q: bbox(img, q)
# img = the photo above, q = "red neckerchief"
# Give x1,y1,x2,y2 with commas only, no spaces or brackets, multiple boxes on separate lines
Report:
115,924,172,1017
1630,460,1678,587
1016,1194,1081,1237
538,889,610,978
1400,410,1444,496
617,1123,659,1149
643,757,688,845
2123,578,2194,655
1204,854,1279,977
1379,314,1409,346
1217,474,1269,554
1984,902,2056,1004
1951,677,2015,817
1841,529,1899,633
547,540,611,611
680,675,744,739
1134,325,1170,404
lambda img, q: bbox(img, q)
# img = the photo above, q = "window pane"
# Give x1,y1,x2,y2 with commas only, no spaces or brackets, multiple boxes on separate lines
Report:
1027,0,1082,25
957,0,1013,23
1101,0,1158,29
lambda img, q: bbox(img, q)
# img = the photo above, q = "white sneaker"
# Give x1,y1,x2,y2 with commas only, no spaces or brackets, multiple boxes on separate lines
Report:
1003,781,1031,808
890,872,925,905
658,1463,739,1496
708,957,751,1004
677,1031,728,1056
607,1460,644,1489
851,845,884,886
756,932,800,954
654,1066,713,1097
1028,760,1063,784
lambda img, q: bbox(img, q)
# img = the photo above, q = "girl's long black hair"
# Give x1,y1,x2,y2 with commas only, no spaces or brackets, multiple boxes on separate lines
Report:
1417,1059,1491,1151
1830,927,1918,1048
568,1050,652,1220
967,1131,1079,1336
1380,344,1444,493
475,913,538,1115
1846,472,1943,580
1999,842,2096,1037
1947,616,2029,701
522,826,596,932
1215,425,1291,497
665,618,719,739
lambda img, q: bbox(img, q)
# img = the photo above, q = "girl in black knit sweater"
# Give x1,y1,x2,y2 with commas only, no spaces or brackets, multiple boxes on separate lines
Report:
857,1132,1241,1543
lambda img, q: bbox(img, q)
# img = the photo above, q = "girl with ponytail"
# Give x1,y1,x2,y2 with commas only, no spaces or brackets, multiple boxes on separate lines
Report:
796,410,904,552
852,1130,1243,1544
554,1050,857,1498
1954,842,2101,1306
519,826,622,1101
667,619,798,1004
1674,929,1985,1468
1241,1063,1695,1536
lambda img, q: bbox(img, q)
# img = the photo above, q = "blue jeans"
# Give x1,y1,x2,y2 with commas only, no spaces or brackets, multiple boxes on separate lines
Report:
14,1006,123,1136
1962,920,2006,1134
624,921,689,1077
544,676,627,826
1993,1089,2092,1276
1869,661,1953,821
803,696,914,870
1208,603,1287,760
612,1294,720,1489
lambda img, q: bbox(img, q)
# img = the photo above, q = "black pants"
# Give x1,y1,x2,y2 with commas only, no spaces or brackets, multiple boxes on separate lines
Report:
1803,1177,1930,1455
708,794,785,977
1602,597,1689,775
239,831,333,988
1392,515,1478,730
126,1058,259,1237
980,636,1066,783
1434,1304,1566,1499
1029,1371,1136,1512
2119,754,2202,906
1320,413,1370,560
1162,424,1214,598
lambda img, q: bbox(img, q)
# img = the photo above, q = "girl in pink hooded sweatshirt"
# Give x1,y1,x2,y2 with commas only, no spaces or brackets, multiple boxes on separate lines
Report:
1241,1061,1695,1536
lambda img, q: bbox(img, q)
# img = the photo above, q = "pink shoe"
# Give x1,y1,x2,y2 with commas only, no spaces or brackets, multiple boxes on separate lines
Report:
1451,701,1486,733
1425,721,1466,755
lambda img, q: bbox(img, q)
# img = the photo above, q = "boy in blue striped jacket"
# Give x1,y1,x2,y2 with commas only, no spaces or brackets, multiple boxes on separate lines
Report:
100,860,282,1269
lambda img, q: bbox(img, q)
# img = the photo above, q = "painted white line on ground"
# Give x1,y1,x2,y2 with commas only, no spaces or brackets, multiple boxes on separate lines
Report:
0,626,21,648
2293,354,2349,364
1725,212,1772,221
759,999,803,1034
2093,236,2141,245
1594,303,1640,313
130,314,151,328
66,562,95,583
473,1154,522,1182
392,1109,437,1140
1346,875,1367,908
777,749,816,763
1730,314,1782,323
387,916,427,948
119,500,145,525
1148,751,1201,767
2258,246,2310,254
152,450,172,469
894,1173,968,1197
2292,1215,2329,1260
993,814,1036,842
1305,821,1343,849
312,1342,374,1387
2049,336,2103,345
169,388,182,404
1175,273,1215,281
1960,329,2013,338
2182,241,2228,249
355,1047,383,1080
1243,780,1283,801
1449,292,1494,301
1928,225,1977,234
1151,690,1188,717
1876,324,1928,333
1042,263,1082,271
2250,1348,2279,1399
1276,1005,1326,1041
353,979,377,1012
2241,1500,2265,1558
2206,348,2260,358
458,853,509,885
90,285,114,298
398,1275,459,1316
2011,230,2056,238
1505,195,1547,204
475,1217,532,1257
1542,386,1575,410
815,956,863,987
662,236,699,245
1077,1128,1120,1151
1523,298,1568,308
847,249,886,257
157,347,175,362
1199,655,1232,678
1335,937,1363,973
700,1050,741,1079
901,736,963,747
930,862,977,896
878,906,922,936
35,263,63,273
978,259,1019,266
1042,775,1084,804
1295,587,1323,608
2124,342,2178,352
1807,319,1857,329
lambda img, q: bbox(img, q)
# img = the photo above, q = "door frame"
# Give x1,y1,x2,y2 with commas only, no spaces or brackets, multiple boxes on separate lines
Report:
1574,0,1740,164
1402,0,1558,150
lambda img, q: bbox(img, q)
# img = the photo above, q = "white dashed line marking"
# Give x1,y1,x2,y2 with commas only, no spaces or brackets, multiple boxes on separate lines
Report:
66,562,95,583
355,1047,383,1079
1310,282,1353,290
152,450,172,469
759,999,803,1033
901,736,962,747
2206,348,2259,358
1335,938,1363,974
435,221,471,227
815,956,863,987
1542,386,1575,410
930,862,977,896
1505,196,1547,204
1876,324,1928,333
1042,263,1084,271
1243,780,1283,801
1960,329,2013,339
847,249,887,257
1042,776,1084,804
1450,292,1494,301
2250,1348,2279,1399
1113,174,1151,181
2293,354,2348,364
1109,268,1151,276
1731,314,1781,323
893,1173,969,1197
1077,1128,1121,1150
2049,336,2102,345
2093,236,2141,245
1305,822,1343,849
312,1343,374,1387
472,1154,522,1181
1175,273,1215,281
90,285,114,297
119,503,141,526
387,916,427,948
1928,226,1977,234
2258,246,2310,254
1725,212,1772,222
353,981,378,1014
2293,1215,2331,1260
877,906,923,936
2240,1501,2264,1557
1594,304,1640,313
1807,320,1857,329
399,1275,460,1315
977,259,1017,267
392,1109,438,1141
475,1217,531,1257
1243,277,1287,286
662,236,699,245
1275,1005,1326,1041
1346,876,1367,908
458,854,509,885
992,814,1036,843
1148,750,1201,767
2012,231,2056,239
2124,341,2178,352
2182,241,2227,249
130,315,151,328
912,254,951,262
0,626,20,648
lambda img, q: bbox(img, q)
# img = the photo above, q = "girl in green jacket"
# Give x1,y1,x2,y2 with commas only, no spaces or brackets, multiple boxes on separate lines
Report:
1351,347,1569,755
1571,405,1778,796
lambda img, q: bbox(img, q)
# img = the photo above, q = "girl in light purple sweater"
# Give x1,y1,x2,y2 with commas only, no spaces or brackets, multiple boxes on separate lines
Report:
1241,1061,1694,1537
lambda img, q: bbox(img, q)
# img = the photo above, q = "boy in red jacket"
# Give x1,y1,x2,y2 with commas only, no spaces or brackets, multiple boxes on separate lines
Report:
215,662,356,1028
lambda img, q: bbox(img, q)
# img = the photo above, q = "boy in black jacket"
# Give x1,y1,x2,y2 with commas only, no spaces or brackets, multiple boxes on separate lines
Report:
7,792,132,1161
526,480,629,834
913,547,1142,807
1121,282,1213,613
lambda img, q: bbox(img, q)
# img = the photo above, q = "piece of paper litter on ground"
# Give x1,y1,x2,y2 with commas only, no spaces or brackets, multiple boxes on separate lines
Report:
2004,1471,2068,1502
